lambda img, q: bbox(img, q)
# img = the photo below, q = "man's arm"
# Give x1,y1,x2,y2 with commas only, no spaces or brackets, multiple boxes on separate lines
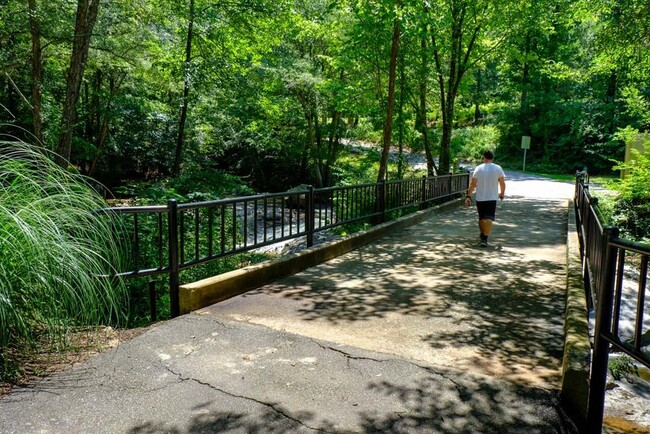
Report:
465,178,477,206
498,176,505,200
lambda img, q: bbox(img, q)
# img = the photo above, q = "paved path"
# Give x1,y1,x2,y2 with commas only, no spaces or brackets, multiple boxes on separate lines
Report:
0,172,579,433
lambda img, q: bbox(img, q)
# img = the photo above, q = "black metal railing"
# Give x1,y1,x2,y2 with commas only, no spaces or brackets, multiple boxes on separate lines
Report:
574,172,650,433
105,173,469,318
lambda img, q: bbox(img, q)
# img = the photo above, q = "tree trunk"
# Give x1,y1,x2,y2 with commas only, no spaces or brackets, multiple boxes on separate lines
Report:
28,0,43,145
419,38,436,176
324,110,342,187
85,69,102,144
439,109,453,174
89,74,121,176
173,0,195,176
397,50,405,180
377,16,400,183
6,79,16,120
83,80,90,143
606,71,617,134
520,32,531,136
431,1,480,175
473,68,482,124
313,109,323,188
55,0,101,167
299,145,309,182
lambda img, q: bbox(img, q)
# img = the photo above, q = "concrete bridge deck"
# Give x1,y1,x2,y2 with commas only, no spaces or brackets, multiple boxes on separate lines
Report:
0,173,580,433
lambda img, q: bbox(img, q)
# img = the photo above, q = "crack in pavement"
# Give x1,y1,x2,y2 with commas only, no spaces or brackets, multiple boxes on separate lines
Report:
186,313,231,329
312,341,470,400
162,365,334,433
178,314,232,334
312,340,388,363
310,341,371,375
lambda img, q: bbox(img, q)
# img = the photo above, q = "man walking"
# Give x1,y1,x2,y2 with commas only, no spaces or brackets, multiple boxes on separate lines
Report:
465,150,506,247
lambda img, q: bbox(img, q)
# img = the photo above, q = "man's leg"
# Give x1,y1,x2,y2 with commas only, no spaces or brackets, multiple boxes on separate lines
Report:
479,219,493,237
478,219,492,246
476,201,497,246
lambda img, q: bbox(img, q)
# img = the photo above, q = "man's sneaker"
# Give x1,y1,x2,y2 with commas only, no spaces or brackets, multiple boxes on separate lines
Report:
480,239,488,247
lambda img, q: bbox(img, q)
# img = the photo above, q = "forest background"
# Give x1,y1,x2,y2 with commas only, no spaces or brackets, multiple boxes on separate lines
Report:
2,0,649,190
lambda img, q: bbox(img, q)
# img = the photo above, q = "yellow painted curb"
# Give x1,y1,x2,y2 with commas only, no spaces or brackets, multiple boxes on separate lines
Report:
561,200,590,431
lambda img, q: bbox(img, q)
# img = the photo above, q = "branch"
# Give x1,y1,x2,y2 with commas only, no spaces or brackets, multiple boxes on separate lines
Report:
5,72,32,109
460,24,480,75
90,44,146,66
465,31,509,71
430,33,446,104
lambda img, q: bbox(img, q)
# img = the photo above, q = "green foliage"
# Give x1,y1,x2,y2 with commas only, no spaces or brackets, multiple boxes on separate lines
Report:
0,140,128,380
333,147,383,185
170,170,254,199
610,197,650,242
452,126,501,163
2,0,650,219
609,355,639,382
116,170,254,203
333,144,427,186
612,130,650,200
348,119,383,144
609,129,650,241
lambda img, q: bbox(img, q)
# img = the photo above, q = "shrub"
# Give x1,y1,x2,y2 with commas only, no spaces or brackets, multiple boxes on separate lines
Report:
451,126,501,163
348,118,382,144
610,129,650,241
609,355,639,382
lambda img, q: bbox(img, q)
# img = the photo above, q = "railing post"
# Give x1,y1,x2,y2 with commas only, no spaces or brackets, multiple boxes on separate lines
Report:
379,179,386,223
574,172,581,226
306,185,314,247
575,171,583,203
586,226,619,434
149,280,157,322
420,175,427,210
167,199,180,318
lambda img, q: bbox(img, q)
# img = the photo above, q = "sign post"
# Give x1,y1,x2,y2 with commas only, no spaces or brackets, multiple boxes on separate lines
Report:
521,136,531,171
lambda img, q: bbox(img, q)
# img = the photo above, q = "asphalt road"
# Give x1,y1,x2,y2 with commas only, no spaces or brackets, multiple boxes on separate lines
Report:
0,172,579,433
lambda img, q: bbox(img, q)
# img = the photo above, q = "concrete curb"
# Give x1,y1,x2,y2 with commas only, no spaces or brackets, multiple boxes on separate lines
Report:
180,198,463,314
561,200,591,431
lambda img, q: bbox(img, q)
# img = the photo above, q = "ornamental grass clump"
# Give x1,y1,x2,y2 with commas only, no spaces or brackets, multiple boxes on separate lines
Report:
0,140,127,379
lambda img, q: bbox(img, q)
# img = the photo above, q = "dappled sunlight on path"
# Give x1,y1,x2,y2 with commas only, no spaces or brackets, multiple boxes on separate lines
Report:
203,196,569,390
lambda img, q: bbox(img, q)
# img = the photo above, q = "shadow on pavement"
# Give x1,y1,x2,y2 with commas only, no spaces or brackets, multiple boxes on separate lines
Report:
0,195,577,433
234,197,567,388
123,363,574,433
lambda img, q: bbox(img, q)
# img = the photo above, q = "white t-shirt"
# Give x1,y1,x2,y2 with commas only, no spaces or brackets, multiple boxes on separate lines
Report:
472,162,505,201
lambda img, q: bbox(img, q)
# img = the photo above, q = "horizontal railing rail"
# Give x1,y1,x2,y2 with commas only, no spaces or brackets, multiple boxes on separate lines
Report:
574,172,650,433
105,173,469,318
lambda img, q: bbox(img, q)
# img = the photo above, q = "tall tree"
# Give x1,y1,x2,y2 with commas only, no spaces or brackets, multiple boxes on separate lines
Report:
55,0,101,167
426,0,508,174
27,0,43,144
417,36,437,176
173,0,195,175
377,3,401,182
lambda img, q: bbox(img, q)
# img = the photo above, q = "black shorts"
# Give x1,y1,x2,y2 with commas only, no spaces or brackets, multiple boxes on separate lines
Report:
476,200,497,221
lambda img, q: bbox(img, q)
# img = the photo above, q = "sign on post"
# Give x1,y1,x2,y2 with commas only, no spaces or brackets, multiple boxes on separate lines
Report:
521,136,531,171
